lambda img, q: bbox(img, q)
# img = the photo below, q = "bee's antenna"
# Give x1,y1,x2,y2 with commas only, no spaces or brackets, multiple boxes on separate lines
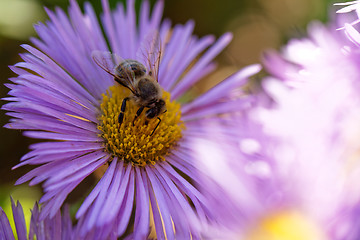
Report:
155,37,162,82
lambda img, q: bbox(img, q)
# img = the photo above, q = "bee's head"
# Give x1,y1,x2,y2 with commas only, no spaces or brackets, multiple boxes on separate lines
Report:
145,99,166,119
116,60,146,79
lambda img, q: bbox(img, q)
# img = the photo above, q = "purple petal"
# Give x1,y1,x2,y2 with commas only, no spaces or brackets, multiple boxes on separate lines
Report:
15,161,65,185
160,163,209,223
159,20,196,90
40,185,74,219
7,79,97,123
345,23,360,47
11,198,27,240
116,166,135,236
181,64,261,114
101,0,120,55
171,33,233,99
147,176,166,240
20,45,99,104
124,0,137,58
28,203,40,239
152,166,195,238
145,167,175,239
75,158,117,219
42,151,108,185
159,25,215,90
163,35,216,91
182,98,254,122
3,101,98,133
28,141,103,153
335,2,359,13
98,162,132,225
139,0,150,38
69,0,108,52
23,131,101,142
61,205,72,240
137,0,165,47
44,157,108,191
0,208,15,240
4,114,99,136
44,8,105,97
13,151,93,169
77,158,118,229
148,0,164,32
133,168,150,239
84,2,110,51
96,161,124,225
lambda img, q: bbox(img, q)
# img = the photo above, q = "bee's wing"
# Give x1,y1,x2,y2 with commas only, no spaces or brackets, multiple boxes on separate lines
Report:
92,50,137,94
92,50,121,76
137,31,162,82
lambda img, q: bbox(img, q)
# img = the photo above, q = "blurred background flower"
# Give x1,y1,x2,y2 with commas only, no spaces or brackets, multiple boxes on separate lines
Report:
193,2,360,239
0,0,344,238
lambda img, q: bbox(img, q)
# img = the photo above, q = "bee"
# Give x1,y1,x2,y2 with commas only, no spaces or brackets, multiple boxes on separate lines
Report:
92,37,166,136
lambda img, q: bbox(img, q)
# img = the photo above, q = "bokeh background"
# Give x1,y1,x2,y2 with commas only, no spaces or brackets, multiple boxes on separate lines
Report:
0,0,342,234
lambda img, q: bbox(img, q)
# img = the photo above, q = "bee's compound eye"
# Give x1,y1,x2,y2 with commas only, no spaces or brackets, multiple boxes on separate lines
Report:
130,62,146,78
125,60,146,78
114,64,129,79
115,60,146,79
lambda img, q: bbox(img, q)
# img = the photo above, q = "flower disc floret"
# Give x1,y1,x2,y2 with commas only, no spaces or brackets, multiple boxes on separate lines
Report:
98,85,183,166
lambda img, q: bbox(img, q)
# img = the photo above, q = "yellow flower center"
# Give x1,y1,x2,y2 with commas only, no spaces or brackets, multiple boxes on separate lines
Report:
98,85,184,167
244,210,327,240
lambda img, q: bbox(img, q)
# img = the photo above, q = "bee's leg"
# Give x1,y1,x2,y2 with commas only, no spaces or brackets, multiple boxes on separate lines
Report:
118,97,130,125
132,106,145,126
150,117,161,136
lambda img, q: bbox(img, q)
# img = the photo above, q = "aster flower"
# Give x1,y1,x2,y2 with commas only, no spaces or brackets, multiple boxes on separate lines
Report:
3,0,261,238
255,19,360,240
197,10,360,240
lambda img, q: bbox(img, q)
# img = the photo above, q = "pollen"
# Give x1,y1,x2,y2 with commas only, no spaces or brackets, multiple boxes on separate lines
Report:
98,85,184,167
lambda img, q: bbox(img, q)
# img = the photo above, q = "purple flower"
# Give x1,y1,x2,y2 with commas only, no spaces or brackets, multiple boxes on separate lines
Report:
197,8,360,240
3,0,261,238
254,18,360,240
